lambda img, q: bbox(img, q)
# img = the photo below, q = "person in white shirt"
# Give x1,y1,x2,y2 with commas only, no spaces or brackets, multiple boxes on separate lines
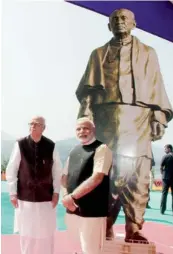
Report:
6,116,62,254
61,117,113,254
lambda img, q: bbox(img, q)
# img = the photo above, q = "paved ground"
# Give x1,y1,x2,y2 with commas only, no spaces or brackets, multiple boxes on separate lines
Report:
2,222,173,254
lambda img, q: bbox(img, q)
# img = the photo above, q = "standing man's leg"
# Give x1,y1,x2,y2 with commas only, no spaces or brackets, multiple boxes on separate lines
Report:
79,217,106,254
20,236,36,254
66,214,106,254
18,201,56,254
170,181,173,212
37,235,55,254
160,179,170,214
65,214,81,253
20,234,54,254
16,201,36,254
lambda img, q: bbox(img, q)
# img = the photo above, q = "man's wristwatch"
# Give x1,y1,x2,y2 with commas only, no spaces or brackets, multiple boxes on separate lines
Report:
71,194,78,202
71,194,79,207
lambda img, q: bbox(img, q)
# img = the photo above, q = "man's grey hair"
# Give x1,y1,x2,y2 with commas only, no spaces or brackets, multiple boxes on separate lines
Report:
76,117,95,129
31,116,46,127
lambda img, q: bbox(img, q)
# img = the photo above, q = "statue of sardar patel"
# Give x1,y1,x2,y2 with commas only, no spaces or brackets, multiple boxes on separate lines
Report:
75,8,173,243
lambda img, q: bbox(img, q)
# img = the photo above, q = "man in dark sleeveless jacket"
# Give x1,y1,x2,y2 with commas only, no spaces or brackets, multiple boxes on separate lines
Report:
61,117,112,254
6,116,62,254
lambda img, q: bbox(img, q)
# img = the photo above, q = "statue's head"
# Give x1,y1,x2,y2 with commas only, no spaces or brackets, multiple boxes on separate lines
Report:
108,8,136,36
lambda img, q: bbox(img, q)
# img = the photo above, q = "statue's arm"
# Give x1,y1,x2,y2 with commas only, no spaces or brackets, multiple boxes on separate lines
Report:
76,50,98,120
77,95,94,121
150,48,172,122
149,48,173,140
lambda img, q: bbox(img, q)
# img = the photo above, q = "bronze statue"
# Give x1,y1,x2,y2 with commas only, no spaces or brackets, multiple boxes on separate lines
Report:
75,8,173,243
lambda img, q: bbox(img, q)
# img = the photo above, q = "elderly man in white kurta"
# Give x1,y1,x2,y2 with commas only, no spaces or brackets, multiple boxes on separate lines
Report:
61,117,113,254
6,116,62,254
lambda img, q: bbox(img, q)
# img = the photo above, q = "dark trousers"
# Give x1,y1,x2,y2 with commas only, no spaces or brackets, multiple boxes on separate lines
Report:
160,179,173,213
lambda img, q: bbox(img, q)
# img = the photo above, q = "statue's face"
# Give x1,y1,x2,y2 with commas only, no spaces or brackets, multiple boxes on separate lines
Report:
109,9,135,36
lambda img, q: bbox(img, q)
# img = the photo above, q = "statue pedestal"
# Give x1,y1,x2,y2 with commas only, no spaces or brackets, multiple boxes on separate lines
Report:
104,237,156,254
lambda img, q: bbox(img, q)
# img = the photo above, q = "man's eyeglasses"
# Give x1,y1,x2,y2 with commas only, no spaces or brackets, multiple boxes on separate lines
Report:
28,122,43,127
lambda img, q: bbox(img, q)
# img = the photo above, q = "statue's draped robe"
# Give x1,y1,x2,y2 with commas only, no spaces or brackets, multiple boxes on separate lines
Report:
76,36,172,124
76,36,173,235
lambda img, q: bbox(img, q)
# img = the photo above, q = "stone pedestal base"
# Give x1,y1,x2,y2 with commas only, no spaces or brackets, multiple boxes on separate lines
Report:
104,237,156,254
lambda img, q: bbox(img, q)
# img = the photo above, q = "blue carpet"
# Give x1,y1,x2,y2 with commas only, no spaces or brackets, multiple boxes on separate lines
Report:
1,182,172,235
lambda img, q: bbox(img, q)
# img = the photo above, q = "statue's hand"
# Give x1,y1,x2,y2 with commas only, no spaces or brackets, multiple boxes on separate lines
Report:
151,121,165,141
84,107,94,121
78,97,94,121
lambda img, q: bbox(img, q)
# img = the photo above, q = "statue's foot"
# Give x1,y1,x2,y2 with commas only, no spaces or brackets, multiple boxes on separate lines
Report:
125,232,149,244
106,227,114,241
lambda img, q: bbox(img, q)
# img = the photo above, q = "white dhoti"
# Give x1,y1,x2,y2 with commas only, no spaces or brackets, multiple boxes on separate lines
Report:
65,213,106,254
14,200,56,254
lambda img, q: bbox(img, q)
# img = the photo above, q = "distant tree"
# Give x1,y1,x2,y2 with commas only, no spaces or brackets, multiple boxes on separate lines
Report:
1,159,9,173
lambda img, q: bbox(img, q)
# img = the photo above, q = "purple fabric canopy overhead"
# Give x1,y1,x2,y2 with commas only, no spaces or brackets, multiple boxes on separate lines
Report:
67,1,173,42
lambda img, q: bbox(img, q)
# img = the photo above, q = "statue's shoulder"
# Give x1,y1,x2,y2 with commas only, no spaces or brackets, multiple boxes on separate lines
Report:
90,42,109,58
134,36,155,53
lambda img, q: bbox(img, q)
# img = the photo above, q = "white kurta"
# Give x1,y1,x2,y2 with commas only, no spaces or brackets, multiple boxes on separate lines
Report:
6,141,62,254
63,138,113,254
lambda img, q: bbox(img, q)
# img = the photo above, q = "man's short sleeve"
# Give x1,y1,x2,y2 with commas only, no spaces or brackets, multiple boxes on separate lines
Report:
93,144,113,175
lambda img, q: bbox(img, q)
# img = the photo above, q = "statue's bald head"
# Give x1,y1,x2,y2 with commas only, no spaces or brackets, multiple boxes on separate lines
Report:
109,9,135,22
108,8,136,36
